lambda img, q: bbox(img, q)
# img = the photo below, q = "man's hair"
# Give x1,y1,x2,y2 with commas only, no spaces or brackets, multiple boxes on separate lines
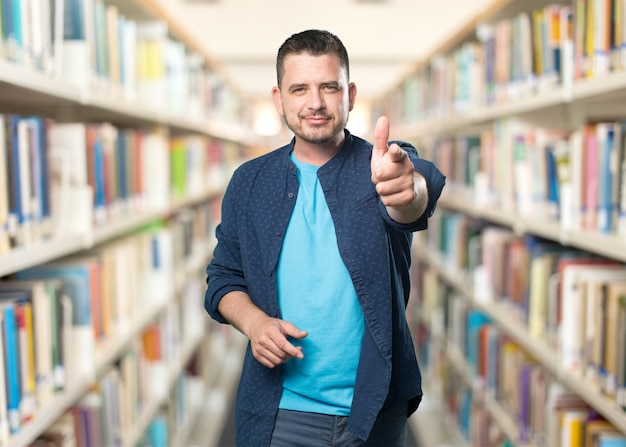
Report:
276,29,350,88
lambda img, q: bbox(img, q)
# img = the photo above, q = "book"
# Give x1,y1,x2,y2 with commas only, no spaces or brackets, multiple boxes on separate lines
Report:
147,412,169,447
561,410,586,447
99,367,122,447
597,122,616,233
586,419,620,447
616,119,626,237
568,128,584,230
0,115,9,253
0,279,57,407
583,123,599,230
47,121,92,236
136,20,168,109
16,261,96,382
76,391,104,446
15,299,35,423
6,115,29,247
25,116,53,241
0,305,9,444
599,436,626,447
604,281,626,403
577,268,626,385
527,239,561,342
61,0,89,87
560,264,626,375
0,297,23,434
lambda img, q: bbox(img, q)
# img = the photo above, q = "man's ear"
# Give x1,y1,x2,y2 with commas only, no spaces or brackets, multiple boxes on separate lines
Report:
272,86,285,116
348,82,357,111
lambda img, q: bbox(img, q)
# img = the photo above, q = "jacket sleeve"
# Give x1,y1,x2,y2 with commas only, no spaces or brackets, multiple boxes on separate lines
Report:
378,140,446,232
204,169,249,324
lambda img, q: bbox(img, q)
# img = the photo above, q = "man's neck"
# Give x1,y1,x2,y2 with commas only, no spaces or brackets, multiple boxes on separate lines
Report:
292,133,346,166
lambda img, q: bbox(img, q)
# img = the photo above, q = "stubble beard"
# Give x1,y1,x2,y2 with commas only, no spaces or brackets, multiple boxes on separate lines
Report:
284,113,347,145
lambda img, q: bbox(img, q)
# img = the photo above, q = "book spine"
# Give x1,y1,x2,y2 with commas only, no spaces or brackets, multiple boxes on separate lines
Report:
3,305,21,434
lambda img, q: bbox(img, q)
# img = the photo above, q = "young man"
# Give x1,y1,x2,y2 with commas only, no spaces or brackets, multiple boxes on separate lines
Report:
205,29,445,446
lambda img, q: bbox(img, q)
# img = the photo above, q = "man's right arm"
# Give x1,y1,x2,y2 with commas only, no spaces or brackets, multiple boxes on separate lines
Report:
218,291,308,369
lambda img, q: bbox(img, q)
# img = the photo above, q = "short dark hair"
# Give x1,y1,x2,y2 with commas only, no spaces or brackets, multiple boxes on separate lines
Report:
276,29,350,87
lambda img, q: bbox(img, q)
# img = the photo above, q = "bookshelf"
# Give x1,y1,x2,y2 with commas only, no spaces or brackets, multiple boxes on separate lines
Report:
0,0,254,445
382,0,626,445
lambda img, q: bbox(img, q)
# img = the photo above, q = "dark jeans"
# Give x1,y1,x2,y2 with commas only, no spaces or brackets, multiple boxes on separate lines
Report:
269,403,408,447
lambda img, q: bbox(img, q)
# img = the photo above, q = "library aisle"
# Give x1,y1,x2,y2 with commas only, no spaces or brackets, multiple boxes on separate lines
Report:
6,0,626,446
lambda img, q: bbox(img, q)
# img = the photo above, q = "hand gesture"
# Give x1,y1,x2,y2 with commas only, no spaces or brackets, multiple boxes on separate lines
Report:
370,116,416,209
248,316,308,369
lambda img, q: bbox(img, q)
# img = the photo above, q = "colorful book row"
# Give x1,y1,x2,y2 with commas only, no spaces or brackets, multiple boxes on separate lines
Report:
0,206,213,445
0,113,236,255
412,261,626,446
425,210,626,410
420,118,626,237
382,1,626,123
0,0,244,123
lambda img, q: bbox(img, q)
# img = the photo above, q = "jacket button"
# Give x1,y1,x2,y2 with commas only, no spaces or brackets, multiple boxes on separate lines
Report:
288,192,294,198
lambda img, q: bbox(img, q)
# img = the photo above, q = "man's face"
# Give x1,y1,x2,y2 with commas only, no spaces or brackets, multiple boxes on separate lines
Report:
272,53,356,145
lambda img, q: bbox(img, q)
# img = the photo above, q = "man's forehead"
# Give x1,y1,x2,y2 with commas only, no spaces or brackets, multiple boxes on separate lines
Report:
282,54,347,79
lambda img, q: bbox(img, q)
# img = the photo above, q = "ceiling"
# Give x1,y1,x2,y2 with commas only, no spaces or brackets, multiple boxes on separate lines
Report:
171,0,496,102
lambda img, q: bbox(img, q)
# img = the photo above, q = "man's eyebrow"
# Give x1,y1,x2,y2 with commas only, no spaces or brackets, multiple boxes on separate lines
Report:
287,83,307,91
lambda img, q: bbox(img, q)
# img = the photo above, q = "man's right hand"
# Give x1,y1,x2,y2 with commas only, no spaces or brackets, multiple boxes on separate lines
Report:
217,290,308,369
248,316,308,369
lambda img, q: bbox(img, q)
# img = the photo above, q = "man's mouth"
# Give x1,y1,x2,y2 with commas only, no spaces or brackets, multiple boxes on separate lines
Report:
304,115,331,124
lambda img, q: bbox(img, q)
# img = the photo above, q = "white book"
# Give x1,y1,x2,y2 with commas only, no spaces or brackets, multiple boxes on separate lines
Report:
141,130,170,212
17,119,33,246
59,0,90,88
0,116,10,253
560,265,626,375
568,129,584,230
121,17,137,101
47,122,92,236
593,0,610,76
0,312,10,444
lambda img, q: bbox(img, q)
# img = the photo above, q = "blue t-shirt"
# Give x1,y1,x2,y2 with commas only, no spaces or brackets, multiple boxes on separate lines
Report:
277,153,365,415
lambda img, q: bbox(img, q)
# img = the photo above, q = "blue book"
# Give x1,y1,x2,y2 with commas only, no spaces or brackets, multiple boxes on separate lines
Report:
599,437,626,447
545,145,559,218
1,0,13,44
466,310,490,372
10,0,21,47
93,132,106,220
0,297,23,434
8,116,22,233
23,117,43,231
30,117,51,228
148,414,169,447
598,125,615,233
63,0,85,40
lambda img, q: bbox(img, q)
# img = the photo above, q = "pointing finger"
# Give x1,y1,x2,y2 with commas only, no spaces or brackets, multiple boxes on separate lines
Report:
373,116,390,158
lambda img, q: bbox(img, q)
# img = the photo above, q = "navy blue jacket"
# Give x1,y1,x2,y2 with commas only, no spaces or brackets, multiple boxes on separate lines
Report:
205,131,445,446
